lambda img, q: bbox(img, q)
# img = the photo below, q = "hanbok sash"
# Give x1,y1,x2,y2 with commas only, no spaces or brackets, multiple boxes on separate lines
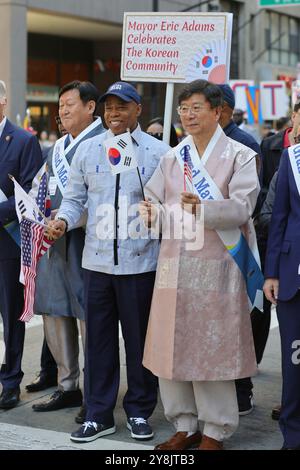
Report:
288,143,300,196
52,117,102,196
175,130,264,310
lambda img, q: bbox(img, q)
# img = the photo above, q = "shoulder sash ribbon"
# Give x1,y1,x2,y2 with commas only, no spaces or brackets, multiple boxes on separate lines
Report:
288,143,300,196
52,117,102,196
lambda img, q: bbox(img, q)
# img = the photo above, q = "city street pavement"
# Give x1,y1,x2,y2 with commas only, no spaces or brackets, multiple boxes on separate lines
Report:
0,311,283,450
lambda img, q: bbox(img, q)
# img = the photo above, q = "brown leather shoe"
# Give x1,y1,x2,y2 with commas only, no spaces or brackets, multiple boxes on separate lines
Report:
198,435,223,450
271,404,281,421
154,431,202,450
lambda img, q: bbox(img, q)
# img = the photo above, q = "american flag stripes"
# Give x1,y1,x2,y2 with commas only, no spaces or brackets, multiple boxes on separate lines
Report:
183,145,193,192
18,168,54,322
19,219,45,322
35,172,54,258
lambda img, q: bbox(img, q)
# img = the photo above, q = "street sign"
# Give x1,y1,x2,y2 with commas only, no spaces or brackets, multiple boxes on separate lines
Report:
259,0,300,6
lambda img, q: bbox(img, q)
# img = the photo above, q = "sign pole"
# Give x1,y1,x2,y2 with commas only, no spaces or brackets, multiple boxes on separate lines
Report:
163,82,174,145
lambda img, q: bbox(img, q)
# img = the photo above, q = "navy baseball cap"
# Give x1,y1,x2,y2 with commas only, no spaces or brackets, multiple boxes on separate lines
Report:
100,81,141,104
217,84,235,110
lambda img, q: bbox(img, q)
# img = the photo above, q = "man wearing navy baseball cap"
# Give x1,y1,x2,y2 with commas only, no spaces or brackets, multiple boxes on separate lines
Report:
98,81,143,137
47,80,170,443
217,83,261,165
99,81,141,105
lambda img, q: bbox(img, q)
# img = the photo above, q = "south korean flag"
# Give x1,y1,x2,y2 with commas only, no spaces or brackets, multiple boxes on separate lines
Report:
104,131,138,175
11,176,43,225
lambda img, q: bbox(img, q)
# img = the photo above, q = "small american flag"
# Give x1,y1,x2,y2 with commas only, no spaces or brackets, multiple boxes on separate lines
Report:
19,169,54,322
183,146,193,192
19,219,44,322
36,172,53,258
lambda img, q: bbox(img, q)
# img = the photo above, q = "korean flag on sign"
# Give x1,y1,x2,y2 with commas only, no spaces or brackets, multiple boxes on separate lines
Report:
104,131,138,175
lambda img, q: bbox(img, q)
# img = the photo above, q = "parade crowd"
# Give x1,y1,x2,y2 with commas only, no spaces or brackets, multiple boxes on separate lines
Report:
0,76,300,450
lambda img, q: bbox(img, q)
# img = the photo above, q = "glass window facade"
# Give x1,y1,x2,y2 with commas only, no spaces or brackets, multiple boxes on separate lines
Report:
265,11,300,66
221,0,240,79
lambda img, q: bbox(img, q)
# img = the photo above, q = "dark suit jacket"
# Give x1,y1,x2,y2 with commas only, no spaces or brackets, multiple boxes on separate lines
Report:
261,130,285,195
264,148,300,301
223,120,261,157
0,119,43,259
223,120,262,215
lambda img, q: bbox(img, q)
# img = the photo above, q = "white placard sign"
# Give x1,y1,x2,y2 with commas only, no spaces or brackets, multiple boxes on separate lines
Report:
260,81,289,120
229,80,254,111
292,80,300,106
121,12,233,83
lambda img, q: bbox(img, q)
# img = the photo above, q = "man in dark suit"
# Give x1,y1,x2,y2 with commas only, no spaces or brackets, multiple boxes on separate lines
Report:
264,141,300,450
261,101,300,201
0,80,43,409
258,101,300,420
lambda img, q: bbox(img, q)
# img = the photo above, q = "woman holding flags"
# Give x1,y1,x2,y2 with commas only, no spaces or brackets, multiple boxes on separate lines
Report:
139,79,263,450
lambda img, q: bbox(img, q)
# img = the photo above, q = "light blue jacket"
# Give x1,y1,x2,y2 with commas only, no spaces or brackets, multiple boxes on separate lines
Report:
58,125,170,275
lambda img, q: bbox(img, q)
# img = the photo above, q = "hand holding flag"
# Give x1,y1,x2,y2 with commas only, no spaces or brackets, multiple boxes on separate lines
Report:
181,191,201,216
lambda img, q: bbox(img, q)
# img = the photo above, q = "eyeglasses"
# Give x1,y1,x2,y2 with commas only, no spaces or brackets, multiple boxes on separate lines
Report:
177,104,206,116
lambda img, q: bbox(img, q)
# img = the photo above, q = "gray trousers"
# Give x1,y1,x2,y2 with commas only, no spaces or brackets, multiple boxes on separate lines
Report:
43,315,85,392
159,378,239,441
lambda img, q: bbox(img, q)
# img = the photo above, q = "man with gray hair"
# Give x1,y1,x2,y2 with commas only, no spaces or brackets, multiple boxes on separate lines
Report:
0,80,43,409
0,81,5,97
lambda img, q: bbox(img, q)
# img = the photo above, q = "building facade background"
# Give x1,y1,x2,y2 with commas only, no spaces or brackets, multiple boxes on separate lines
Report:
0,0,299,130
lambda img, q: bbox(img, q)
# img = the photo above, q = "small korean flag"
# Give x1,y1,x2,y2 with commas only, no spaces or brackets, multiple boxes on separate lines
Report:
104,131,138,175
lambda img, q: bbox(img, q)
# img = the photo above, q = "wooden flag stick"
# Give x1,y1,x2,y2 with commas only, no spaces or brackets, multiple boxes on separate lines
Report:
137,167,145,201
125,128,145,201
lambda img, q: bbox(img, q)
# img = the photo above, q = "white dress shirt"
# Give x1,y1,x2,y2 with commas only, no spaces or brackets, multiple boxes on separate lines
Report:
0,116,7,139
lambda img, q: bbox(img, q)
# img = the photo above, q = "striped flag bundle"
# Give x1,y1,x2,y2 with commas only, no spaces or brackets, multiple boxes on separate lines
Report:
19,218,45,322
183,145,193,192
13,165,54,322
35,171,53,258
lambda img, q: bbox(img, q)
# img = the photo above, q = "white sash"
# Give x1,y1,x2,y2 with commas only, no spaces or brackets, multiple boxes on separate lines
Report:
52,117,102,196
288,143,300,196
175,131,263,310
